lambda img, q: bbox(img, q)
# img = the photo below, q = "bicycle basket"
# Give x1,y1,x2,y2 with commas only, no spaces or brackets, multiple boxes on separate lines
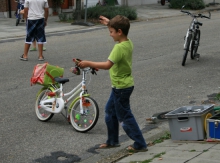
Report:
30,63,64,86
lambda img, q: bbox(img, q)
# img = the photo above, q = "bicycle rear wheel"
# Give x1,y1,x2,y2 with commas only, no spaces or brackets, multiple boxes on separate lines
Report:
35,89,54,121
182,34,192,66
70,96,99,133
191,30,200,59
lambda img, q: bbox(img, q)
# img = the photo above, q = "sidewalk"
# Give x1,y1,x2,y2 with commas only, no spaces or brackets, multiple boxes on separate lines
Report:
0,3,219,40
117,122,220,163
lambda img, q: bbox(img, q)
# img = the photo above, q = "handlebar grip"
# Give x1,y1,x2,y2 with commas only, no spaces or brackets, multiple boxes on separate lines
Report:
181,10,190,15
73,58,82,63
202,15,210,19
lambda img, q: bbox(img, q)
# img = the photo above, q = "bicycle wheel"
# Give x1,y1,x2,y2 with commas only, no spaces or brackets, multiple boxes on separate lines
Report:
182,34,192,66
16,18,19,26
191,30,200,59
161,0,165,5
35,89,54,121
70,96,99,133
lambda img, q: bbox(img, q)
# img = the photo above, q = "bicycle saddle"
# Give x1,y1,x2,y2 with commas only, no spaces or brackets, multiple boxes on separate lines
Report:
54,77,69,84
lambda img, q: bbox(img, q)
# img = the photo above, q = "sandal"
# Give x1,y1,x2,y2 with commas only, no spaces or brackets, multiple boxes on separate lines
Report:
126,145,148,153
38,57,45,61
20,54,28,61
98,143,120,149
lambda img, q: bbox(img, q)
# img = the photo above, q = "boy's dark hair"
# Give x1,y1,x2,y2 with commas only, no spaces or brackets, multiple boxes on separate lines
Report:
107,15,130,36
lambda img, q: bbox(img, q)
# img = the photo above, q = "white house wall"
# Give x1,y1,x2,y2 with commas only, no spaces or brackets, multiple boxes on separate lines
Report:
84,0,220,8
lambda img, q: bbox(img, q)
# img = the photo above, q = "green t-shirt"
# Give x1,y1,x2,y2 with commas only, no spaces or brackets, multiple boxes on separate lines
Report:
108,39,134,89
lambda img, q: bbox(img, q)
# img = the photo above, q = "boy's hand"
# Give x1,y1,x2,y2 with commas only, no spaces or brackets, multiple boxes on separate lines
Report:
99,15,109,25
78,60,89,68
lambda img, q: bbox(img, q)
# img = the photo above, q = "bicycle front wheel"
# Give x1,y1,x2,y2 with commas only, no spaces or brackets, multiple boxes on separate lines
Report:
191,30,200,59
182,34,192,66
70,96,99,133
35,89,54,121
16,18,19,26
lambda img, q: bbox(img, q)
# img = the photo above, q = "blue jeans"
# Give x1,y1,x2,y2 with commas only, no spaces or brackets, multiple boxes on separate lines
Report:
105,86,147,149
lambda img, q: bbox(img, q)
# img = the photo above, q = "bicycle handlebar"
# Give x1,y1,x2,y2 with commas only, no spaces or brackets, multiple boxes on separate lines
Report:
72,58,99,75
181,6,211,19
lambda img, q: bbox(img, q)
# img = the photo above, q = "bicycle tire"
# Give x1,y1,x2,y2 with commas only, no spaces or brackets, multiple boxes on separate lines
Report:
182,34,192,66
35,89,54,122
70,96,99,133
161,0,165,5
191,30,200,59
16,18,19,26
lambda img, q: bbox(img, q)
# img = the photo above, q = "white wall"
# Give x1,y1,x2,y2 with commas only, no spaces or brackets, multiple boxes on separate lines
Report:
204,0,220,4
118,0,157,6
86,0,99,7
85,0,158,7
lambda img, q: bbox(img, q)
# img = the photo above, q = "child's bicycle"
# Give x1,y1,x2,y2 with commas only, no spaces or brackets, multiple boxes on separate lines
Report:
34,59,99,133
14,0,24,26
181,5,211,66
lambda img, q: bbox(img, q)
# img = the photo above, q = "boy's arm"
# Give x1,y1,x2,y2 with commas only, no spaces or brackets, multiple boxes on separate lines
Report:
44,7,49,26
23,7,28,20
78,60,113,70
99,15,109,25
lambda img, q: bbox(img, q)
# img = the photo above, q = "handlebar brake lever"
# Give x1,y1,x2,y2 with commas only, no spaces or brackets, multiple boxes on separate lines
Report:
91,69,97,75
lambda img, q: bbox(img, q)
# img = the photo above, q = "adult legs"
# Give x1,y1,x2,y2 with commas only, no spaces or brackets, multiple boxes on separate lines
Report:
37,43,44,59
22,43,31,59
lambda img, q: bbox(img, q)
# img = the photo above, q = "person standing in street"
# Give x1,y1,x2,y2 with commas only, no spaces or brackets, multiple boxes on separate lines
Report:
78,15,148,153
20,0,49,61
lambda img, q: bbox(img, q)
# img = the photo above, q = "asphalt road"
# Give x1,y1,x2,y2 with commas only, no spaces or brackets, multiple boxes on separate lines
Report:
0,11,220,163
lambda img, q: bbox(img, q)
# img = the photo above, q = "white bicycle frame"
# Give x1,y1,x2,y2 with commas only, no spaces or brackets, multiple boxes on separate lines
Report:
39,67,92,115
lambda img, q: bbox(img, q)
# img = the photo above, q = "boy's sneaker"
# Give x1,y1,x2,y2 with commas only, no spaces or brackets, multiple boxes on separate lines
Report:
30,47,37,51
43,47,46,51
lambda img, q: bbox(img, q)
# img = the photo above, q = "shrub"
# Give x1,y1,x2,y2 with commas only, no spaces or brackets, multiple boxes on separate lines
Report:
169,0,205,10
75,5,137,21
58,13,74,22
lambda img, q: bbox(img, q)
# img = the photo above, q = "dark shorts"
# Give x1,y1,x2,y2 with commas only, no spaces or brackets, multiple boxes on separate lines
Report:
25,18,46,44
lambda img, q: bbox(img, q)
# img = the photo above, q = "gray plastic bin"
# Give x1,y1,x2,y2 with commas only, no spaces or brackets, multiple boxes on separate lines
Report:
165,104,214,141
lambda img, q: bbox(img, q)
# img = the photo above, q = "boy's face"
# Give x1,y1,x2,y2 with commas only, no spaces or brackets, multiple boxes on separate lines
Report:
108,27,121,42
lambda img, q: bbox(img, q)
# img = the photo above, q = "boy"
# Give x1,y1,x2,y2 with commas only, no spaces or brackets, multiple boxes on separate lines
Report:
78,15,147,152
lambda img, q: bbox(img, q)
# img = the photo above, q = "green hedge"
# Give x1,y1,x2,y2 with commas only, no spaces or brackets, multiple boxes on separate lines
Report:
79,5,137,20
169,0,205,10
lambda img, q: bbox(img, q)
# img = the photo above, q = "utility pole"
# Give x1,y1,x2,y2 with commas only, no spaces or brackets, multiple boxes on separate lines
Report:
8,0,12,18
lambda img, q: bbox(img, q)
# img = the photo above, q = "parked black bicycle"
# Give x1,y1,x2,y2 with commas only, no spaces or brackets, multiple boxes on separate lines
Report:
14,0,24,26
181,5,211,66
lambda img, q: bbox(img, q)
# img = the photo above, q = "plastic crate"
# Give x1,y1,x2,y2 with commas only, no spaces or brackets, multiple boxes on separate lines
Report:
206,113,220,140
165,104,214,141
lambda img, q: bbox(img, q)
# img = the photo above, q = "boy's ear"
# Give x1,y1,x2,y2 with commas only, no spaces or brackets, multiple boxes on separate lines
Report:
118,29,123,35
